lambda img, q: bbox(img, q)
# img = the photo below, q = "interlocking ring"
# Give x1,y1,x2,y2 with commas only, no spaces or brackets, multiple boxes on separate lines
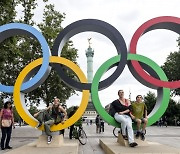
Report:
13,56,89,131
129,16,180,89
52,19,127,91
0,23,50,93
0,16,179,131
91,54,170,127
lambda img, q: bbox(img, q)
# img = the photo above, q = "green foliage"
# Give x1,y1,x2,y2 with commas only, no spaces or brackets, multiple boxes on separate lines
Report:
0,99,3,109
0,0,16,24
0,0,78,108
144,91,180,126
19,0,37,25
0,0,18,100
177,36,180,50
28,105,38,116
163,99,180,125
161,37,180,96
143,91,156,115
66,106,78,117
28,3,78,106
13,107,21,122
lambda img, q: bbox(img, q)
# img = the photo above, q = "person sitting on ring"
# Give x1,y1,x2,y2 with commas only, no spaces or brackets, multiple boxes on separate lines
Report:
111,90,138,147
131,95,148,141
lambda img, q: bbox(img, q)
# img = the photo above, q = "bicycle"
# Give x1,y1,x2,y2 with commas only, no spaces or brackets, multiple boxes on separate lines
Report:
113,127,146,138
113,127,120,138
72,123,87,145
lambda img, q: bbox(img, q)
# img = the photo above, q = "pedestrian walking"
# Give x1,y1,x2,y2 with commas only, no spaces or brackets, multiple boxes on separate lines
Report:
100,118,104,133
95,115,100,133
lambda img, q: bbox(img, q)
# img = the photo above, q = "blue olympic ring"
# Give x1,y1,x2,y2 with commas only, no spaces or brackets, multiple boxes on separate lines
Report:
0,23,50,93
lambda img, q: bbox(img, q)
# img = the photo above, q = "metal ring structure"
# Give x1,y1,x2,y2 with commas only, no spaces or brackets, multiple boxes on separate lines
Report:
0,23,50,93
91,54,170,127
0,16,179,131
129,16,180,89
52,19,127,91
13,56,89,131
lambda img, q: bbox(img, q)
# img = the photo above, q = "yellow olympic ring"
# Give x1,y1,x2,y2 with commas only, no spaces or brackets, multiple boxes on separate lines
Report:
13,56,90,131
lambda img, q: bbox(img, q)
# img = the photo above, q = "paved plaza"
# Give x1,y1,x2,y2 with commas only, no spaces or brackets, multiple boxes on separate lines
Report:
0,123,180,154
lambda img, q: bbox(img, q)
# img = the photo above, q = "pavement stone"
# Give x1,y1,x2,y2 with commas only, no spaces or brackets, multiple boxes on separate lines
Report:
0,123,180,154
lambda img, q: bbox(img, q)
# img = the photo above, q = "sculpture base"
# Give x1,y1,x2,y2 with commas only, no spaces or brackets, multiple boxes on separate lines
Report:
5,136,79,154
117,134,148,147
99,137,180,154
36,135,64,147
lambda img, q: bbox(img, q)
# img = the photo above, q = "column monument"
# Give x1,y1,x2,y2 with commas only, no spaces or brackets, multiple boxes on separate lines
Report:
83,38,97,123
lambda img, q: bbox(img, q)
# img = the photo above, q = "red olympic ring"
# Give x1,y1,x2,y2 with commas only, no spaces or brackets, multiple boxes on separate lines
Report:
129,16,180,89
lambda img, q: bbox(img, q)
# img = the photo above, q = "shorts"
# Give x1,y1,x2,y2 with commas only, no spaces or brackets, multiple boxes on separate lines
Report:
133,118,146,123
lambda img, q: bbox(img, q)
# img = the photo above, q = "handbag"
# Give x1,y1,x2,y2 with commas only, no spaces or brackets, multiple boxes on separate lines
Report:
1,119,12,127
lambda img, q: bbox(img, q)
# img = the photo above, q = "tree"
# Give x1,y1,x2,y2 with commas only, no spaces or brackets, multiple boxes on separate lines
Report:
0,0,78,107
0,99,3,110
163,99,180,125
177,36,180,50
27,3,78,106
143,91,156,115
28,105,38,116
0,0,20,100
13,107,21,122
66,106,78,117
161,37,180,96
0,0,16,25
144,91,180,126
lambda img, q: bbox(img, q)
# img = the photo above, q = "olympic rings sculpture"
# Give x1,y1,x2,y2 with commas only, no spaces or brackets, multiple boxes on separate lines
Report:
0,16,179,131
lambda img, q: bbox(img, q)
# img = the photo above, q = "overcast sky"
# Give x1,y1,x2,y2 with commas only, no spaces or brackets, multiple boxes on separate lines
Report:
17,0,180,108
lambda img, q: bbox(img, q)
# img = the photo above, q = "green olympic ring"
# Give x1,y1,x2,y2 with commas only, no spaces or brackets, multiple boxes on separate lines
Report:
91,53,170,127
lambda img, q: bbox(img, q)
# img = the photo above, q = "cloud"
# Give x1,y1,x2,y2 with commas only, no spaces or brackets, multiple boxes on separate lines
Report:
31,0,179,107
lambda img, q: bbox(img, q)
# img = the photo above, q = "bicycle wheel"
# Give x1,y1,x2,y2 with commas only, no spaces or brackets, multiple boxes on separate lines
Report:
113,127,120,138
78,128,87,145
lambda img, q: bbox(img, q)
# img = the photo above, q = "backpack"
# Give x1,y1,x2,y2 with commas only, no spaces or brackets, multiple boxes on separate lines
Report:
108,103,116,117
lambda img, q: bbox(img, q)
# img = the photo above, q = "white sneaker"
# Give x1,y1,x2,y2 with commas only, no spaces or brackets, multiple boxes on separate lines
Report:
47,136,52,144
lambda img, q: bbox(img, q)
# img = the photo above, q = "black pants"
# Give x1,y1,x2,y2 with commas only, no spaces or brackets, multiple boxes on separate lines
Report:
100,124,104,132
69,125,74,139
1,126,12,148
60,129,65,136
